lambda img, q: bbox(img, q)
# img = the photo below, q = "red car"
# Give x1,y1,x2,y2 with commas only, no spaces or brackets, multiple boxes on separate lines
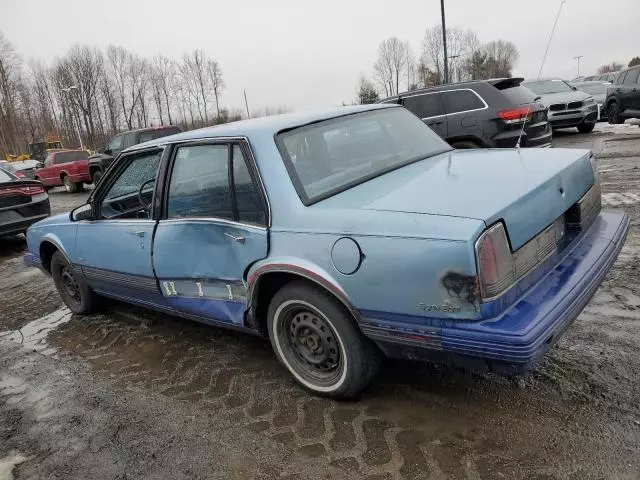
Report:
34,150,92,193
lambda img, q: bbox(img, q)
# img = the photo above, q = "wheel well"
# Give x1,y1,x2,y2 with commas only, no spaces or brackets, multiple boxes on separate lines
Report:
60,171,67,181
89,165,101,174
447,137,484,148
251,272,354,336
607,98,618,107
39,241,59,274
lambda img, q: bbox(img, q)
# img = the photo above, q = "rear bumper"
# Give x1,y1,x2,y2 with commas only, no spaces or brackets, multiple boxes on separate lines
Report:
492,127,552,148
0,198,50,237
361,211,629,370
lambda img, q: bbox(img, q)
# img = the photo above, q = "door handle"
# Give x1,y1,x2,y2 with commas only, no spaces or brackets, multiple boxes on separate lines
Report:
426,119,444,125
127,230,145,237
224,232,245,243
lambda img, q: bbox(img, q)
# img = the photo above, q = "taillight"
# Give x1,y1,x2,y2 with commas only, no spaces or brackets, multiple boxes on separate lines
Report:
475,223,515,299
0,186,45,197
28,185,45,195
498,107,531,124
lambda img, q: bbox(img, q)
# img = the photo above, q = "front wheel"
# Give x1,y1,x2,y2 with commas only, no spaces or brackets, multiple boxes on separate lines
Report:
51,251,97,314
63,176,80,193
608,103,621,125
577,123,595,134
267,282,382,398
92,169,103,184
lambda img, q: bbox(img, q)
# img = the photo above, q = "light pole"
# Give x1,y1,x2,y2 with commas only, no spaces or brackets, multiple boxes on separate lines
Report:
574,55,583,78
60,85,85,150
440,0,448,84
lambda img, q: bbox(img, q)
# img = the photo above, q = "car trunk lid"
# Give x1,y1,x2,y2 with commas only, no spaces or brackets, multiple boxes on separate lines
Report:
317,148,595,250
0,180,45,209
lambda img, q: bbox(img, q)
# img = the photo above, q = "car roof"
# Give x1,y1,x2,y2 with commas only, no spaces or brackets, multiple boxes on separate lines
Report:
118,125,181,135
378,78,524,103
127,104,397,152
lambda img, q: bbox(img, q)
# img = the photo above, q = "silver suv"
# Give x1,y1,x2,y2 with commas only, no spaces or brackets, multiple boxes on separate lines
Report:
523,78,598,133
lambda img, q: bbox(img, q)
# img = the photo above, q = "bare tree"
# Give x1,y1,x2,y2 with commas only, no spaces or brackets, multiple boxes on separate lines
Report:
207,59,224,121
481,40,519,78
182,50,211,124
0,32,22,156
357,75,379,104
598,62,625,74
422,25,480,84
373,37,409,97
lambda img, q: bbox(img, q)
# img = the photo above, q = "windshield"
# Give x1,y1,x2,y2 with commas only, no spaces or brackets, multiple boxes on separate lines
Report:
523,79,574,95
277,108,451,204
574,83,607,96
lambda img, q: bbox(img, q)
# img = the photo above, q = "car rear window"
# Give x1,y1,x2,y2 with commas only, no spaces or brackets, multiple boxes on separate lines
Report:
499,85,537,105
139,127,181,144
55,150,89,164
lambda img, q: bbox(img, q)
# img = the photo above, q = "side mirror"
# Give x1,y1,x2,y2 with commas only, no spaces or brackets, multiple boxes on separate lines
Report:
71,203,93,222
571,86,577,91
104,148,112,156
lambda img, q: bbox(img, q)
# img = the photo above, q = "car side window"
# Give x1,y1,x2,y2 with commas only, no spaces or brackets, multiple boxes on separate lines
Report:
100,151,162,219
402,93,443,119
442,90,485,114
44,155,52,167
123,133,137,148
108,135,123,153
232,145,266,226
616,71,628,85
623,68,640,85
167,145,232,219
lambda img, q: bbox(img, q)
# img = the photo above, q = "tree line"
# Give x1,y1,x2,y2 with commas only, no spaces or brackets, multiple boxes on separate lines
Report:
0,31,239,158
359,25,520,103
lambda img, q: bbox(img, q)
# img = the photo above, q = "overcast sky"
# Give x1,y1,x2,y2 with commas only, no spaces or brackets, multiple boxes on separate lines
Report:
1,0,638,114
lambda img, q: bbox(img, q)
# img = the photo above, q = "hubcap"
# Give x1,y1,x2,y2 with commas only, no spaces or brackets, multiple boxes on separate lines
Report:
60,266,81,304
281,306,342,383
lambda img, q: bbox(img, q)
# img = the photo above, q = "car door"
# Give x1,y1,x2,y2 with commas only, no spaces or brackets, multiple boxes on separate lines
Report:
36,154,56,186
630,68,640,113
152,141,269,325
75,148,165,302
401,92,447,138
441,89,487,142
619,68,640,113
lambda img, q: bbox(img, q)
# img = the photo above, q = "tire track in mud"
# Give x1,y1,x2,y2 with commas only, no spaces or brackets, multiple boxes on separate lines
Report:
42,305,637,479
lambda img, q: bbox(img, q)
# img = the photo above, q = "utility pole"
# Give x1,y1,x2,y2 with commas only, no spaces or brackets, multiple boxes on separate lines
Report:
60,85,85,150
440,0,449,84
243,89,251,119
574,55,583,78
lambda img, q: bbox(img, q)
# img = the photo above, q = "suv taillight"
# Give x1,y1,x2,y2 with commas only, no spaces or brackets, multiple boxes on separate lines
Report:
498,107,531,124
476,223,514,299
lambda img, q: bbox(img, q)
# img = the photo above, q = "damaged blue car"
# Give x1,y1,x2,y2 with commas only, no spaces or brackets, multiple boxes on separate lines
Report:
24,104,628,398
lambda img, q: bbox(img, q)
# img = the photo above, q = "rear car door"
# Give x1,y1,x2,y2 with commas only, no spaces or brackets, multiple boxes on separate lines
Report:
401,92,447,138
441,89,488,143
75,149,164,301
152,141,268,325
619,69,640,113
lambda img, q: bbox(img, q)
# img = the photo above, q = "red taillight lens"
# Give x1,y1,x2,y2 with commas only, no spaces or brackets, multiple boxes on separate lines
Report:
498,107,531,124
476,223,514,299
0,186,45,197
478,235,498,285
28,186,45,195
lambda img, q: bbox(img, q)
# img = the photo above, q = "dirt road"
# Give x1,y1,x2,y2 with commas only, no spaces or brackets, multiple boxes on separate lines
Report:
1,124,639,479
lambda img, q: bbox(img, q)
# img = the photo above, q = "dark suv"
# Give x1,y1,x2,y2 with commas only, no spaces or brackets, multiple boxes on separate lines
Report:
379,78,551,148
606,66,640,125
88,125,181,183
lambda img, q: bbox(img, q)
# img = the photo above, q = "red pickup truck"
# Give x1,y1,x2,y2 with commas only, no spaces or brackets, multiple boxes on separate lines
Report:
34,150,92,193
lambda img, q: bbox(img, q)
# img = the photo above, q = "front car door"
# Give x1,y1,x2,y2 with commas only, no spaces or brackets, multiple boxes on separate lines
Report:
37,154,58,186
75,148,164,302
401,92,448,138
152,140,269,326
619,68,640,114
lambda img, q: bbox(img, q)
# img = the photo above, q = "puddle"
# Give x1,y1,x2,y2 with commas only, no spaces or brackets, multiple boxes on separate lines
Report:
0,452,28,480
0,308,72,357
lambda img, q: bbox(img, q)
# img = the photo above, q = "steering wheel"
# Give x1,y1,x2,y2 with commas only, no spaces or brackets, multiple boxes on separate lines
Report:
138,179,155,212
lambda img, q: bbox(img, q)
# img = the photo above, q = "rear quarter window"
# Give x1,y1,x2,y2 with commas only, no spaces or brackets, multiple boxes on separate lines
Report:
442,90,485,114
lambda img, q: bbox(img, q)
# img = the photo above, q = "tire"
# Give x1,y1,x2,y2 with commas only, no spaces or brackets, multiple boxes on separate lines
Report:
51,251,97,314
92,169,103,184
608,103,621,125
450,140,481,149
267,281,382,398
62,175,79,193
577,123,595,134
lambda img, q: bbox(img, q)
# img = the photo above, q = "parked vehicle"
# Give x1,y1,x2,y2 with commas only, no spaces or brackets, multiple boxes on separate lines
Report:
523,78,599,133
0,167,50,238
89,126,182,184
605,65,640,125
0,160,25,178
379,78,551,148
9,160,44,179
34,150,91,193
571,81,611,121
29,135,64,161
24,105,628,398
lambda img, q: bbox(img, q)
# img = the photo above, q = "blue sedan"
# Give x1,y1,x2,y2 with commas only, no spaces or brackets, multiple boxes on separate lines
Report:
24,105,628,398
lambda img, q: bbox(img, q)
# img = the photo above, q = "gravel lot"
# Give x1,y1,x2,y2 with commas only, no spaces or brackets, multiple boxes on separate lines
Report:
1,123,640,479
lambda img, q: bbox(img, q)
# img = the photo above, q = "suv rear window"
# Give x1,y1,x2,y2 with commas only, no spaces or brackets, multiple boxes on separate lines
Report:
139,127,181,144
55,151,89,164
499,85,537,105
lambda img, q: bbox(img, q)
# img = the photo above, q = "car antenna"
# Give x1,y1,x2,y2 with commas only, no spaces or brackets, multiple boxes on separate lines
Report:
516,0,567,149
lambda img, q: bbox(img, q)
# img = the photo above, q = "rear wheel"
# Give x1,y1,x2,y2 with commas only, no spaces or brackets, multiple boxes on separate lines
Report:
62,175,79,193
608,103,621,125
450,140,481,149
51,251,97,314
267,281,382,398
577,123,595,134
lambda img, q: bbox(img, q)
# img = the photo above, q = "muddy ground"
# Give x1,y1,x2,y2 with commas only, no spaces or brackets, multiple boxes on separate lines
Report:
1,123,640,479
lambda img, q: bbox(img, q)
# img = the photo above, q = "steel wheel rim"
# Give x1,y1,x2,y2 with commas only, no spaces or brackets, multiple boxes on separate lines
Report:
60,266,81,305
279,304,342,385
64,177,72,192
